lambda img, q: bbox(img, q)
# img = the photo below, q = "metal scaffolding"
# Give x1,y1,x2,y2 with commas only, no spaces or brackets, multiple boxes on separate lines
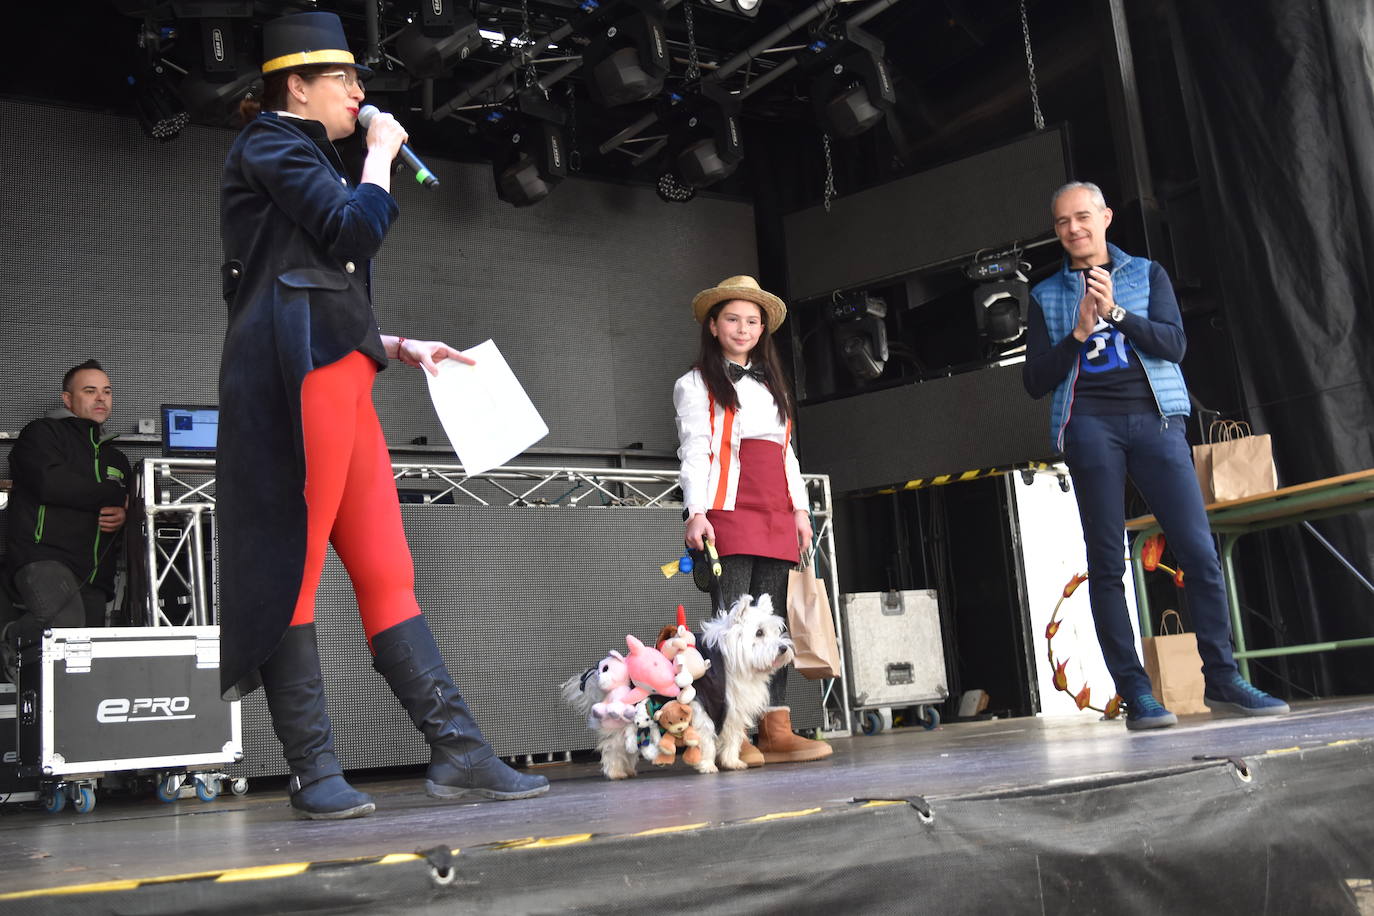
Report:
135,459,852,733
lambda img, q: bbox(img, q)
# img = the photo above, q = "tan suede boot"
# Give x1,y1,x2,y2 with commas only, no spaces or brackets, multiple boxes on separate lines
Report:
755,707,833,763
739,738,765,768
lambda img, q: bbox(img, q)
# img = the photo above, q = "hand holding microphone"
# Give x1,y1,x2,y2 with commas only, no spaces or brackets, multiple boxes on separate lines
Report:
358,104,439,189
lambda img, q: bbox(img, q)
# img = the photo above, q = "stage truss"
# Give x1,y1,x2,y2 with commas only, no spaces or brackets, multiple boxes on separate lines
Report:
135,459,853,734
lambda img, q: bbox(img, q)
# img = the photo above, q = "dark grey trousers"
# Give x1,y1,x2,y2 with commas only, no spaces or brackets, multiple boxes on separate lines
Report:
12,560,107,640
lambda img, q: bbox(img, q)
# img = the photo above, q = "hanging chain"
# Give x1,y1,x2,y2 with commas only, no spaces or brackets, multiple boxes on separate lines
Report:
822,133,836,212
1019,0,1045,131
565,83,582,172
519,0,538,89
684,1,701,82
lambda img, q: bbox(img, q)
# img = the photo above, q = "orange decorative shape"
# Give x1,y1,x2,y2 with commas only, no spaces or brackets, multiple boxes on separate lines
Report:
1142,534,1166,572
1052,660,1070,693
1074,686,1093,710
1045,618,1061,640
1173,567,1186,588
1104,695,1123,719
1062,574,1088,598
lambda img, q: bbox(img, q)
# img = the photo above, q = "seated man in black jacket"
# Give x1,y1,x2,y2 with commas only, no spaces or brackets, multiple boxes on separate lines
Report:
2,360,131,672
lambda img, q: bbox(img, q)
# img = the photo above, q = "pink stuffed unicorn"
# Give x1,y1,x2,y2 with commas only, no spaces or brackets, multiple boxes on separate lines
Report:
623,634,681,699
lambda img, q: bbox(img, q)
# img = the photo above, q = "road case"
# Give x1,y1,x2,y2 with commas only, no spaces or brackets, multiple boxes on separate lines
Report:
15,627,241,779
840,590,949,730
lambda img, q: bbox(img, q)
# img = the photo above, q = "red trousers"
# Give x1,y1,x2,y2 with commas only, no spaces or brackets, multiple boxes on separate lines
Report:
290,351,420,642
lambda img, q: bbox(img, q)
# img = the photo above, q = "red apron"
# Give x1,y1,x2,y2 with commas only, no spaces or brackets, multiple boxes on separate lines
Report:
707,439,799,564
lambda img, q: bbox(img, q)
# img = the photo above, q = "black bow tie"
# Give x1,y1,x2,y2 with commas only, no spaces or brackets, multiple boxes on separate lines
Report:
727,363,766,384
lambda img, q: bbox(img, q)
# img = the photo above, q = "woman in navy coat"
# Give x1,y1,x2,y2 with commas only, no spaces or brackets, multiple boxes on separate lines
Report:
217,11,547,819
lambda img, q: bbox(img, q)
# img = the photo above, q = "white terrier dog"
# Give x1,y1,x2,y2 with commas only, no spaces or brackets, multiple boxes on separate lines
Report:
563,594,794,779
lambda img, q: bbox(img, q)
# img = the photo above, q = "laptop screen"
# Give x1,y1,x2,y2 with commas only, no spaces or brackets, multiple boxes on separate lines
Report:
160,405,219,457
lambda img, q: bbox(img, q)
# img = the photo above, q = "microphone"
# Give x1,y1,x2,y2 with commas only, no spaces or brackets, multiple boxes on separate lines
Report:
358,105,439,189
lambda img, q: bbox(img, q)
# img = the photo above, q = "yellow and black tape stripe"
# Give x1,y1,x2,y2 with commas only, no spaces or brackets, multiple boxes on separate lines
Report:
0,799,910,902
872,461,1056,495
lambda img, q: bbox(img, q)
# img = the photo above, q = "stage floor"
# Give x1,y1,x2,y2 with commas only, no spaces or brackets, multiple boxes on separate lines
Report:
3,697,1374,911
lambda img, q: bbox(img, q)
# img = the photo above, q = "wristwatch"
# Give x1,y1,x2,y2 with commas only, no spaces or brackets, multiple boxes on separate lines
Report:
1109,305,1126,323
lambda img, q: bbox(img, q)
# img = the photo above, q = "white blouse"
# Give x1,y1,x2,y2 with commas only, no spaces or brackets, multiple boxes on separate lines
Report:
673,364,808,517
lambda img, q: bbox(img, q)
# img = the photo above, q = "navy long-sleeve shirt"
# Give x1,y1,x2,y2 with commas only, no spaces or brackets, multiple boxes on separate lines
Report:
1023,261,1187,412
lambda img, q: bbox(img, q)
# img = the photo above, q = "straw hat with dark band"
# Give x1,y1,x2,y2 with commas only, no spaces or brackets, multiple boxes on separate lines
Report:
691,275,787,334
261,11,373,78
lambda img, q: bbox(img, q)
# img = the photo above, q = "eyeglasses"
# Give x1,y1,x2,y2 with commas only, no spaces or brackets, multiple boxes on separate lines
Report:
312,70,360,91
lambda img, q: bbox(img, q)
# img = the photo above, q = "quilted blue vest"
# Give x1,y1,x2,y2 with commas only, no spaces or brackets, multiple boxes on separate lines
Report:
1031,243,1191,450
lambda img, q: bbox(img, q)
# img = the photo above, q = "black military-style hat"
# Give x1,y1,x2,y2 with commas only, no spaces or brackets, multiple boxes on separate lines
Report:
261,11,372,78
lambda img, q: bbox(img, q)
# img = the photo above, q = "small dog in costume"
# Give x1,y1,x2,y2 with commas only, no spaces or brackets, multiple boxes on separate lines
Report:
563,594,793,779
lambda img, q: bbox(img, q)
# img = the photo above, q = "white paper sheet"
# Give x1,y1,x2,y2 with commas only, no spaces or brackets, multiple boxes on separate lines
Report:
423,340,548,476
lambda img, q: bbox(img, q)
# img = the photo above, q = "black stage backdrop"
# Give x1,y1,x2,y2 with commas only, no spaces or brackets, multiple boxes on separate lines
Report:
0,98,756,454
1171,1,1374,694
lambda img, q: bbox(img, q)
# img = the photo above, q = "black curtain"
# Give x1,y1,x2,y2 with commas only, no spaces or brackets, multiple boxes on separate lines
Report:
1171,0,1374,694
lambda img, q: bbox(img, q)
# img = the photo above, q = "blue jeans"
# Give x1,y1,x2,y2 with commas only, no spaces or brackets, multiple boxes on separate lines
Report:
1063,413,1239,700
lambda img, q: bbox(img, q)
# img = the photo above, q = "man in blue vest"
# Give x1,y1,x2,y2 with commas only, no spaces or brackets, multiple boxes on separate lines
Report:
1023,181,1288,729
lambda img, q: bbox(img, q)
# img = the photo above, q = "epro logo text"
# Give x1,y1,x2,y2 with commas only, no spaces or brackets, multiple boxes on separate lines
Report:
97,697,196,723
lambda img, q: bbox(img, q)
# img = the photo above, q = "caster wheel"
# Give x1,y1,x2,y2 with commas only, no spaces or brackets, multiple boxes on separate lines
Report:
860,710,884,736
195,777,219,803
229,778,250,797
156,775,183,803
918,706,941,731
73,786,96,814
43,790,67,814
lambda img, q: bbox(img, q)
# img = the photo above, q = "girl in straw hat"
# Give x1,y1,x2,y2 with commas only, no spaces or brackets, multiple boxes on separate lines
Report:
673,276,833,765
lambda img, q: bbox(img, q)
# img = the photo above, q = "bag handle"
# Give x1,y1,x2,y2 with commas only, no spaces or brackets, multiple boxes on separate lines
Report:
1157,608,1186,635
796,510,821,571
1206,420,1252,443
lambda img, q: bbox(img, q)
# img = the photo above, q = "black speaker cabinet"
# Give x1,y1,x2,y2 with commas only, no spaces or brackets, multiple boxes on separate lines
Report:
230,505,822,777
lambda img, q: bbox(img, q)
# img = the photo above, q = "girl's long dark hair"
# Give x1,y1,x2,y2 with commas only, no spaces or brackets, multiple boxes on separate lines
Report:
693,300,796,423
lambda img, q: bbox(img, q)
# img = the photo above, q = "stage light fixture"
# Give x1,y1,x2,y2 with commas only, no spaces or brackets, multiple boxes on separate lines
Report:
829,293,889,380
809,26,895,139
483,90,568,207
129,66,188,142
704,0,762,19
656,171,697,203
971,262,1030,345
665,84,743,188
396,5,482,79
581,5,670,108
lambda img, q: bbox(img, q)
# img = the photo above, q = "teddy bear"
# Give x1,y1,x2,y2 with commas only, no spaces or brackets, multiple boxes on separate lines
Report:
652,700,703,767
656,624,711,705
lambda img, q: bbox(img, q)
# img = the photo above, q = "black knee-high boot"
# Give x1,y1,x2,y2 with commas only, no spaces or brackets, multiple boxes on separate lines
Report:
259,624,376,819
371,616,549,801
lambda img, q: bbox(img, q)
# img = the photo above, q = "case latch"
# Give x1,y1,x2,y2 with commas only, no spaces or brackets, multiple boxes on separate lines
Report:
62,638,92,675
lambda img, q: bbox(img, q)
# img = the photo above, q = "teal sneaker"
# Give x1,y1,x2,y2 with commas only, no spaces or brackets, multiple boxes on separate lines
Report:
1125,694,1178,730
1204,674,1289,716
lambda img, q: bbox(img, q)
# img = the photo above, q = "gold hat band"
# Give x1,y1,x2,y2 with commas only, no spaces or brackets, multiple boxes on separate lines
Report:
262,49,358,74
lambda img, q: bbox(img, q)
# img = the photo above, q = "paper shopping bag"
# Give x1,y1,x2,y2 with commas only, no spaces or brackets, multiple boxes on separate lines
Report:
1193,420,1278,504
1140,609,1208,715
786,561,841,679
1191,440,1216,503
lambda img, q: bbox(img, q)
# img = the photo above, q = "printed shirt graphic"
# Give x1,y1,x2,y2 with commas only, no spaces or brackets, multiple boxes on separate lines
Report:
1081,321,1133,374
1072,320,1156,415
